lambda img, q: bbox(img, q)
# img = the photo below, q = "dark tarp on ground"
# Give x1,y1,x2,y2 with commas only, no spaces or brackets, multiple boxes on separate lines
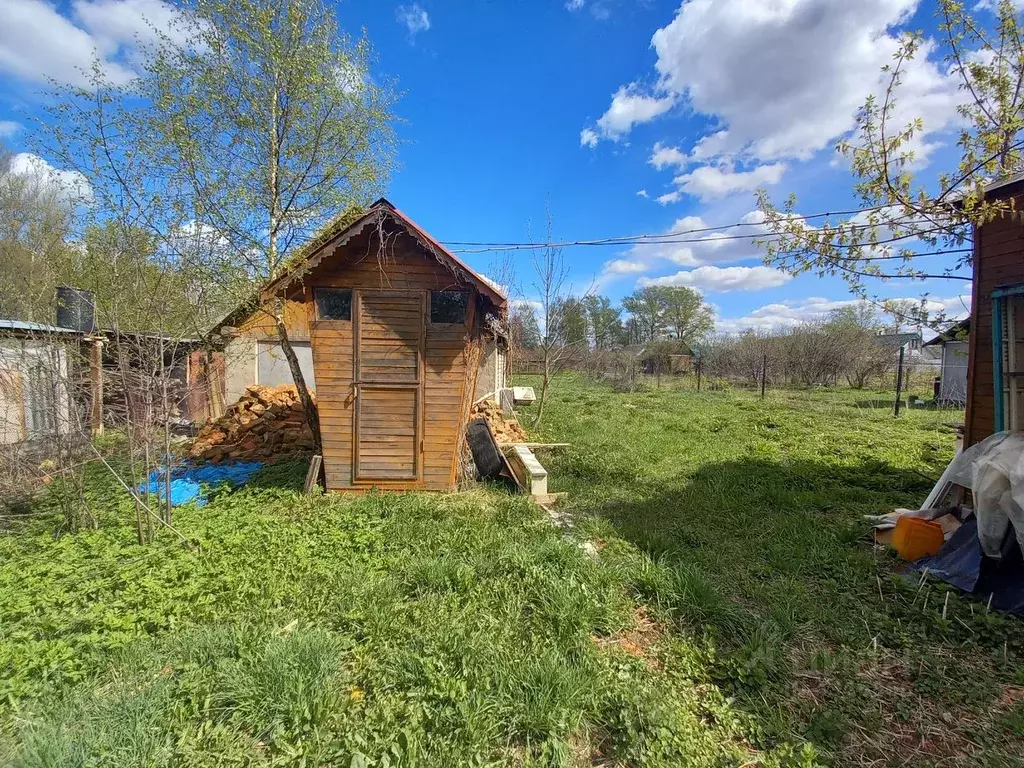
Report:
910,517,1024,614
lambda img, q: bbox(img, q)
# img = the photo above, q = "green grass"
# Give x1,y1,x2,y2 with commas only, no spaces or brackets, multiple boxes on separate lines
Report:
1,377,1022,766
531,374,1024,766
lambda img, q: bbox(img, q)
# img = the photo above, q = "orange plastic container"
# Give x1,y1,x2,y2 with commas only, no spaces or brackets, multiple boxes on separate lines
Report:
891,516,945,561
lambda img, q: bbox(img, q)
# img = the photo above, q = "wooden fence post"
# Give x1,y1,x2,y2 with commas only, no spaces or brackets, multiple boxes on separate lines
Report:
90,336,103,436
894,345,905,417
760,353,767,399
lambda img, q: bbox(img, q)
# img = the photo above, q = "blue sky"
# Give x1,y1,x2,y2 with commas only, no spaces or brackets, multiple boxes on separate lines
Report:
0,0,978,331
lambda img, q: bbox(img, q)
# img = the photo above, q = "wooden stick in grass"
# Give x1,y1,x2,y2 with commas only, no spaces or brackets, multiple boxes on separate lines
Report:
942,591,950,620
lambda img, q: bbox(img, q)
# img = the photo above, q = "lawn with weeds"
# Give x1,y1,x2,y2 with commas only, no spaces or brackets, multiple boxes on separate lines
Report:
1,377,1022,767
531,374,1024,766
0,452,809,767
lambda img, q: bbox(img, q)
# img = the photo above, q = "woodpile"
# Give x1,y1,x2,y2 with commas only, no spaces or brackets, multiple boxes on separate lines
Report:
470,399,528,444
189,385,315,463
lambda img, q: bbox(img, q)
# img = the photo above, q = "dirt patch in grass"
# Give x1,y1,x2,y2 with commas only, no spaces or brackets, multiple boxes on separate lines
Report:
592,606,664,668
844,653,980,767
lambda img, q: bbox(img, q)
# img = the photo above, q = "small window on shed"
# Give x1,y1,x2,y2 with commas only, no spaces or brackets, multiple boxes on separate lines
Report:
430,290,468,324
315,288,352,320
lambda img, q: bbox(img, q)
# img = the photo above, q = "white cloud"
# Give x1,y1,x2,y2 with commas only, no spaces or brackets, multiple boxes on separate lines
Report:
649,142,688,170
0,0,134,86
565,0,613,20
647,0,955,161
73,0,193,57
9,152,92,205
975,0,1024,12
689,130,733,162
656,190,681,205
636,188,649,198
918,292,972,320
597,209,771,284
672,162,786,202
584,84,675,143
580,128,599,148
396,4,431,37
640,264,791,292
716,296,861,333
585,0,965,199
715,292,973,334
0,0,193,87
604,258,650,275
0,121,21,139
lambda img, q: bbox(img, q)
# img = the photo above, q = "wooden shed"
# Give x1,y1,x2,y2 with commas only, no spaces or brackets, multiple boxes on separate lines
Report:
964,175,1024,447
218,199,507,491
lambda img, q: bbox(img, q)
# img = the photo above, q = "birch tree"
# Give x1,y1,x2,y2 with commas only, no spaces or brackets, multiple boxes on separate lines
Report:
530,230,569,429
45,0,396,451
757,0,1023,312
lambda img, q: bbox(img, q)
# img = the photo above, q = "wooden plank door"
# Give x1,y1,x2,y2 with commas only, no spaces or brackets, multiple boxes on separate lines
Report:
354,290,424,481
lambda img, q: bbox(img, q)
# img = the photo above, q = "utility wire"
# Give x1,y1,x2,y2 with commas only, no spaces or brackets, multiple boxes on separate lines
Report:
440,204,968,252
446,225,970,254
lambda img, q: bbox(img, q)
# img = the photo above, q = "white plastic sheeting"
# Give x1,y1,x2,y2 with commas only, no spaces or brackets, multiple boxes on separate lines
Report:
946,432,1024,557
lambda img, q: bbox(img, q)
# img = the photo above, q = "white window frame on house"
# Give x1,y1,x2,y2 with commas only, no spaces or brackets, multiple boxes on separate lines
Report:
992,284,1024,432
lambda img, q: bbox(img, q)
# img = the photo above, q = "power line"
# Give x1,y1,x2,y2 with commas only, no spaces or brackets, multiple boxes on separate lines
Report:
448,232,972,258
440,204,968,253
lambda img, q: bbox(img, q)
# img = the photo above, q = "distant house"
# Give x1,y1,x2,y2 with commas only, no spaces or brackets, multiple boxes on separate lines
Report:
0,320,80,444
1,303,218,444
638,339,695,375
874,330,942,373
963,174,1024,447
925,318,970,406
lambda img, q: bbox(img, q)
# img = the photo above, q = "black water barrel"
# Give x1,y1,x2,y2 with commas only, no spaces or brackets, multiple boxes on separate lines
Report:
56,286,96,332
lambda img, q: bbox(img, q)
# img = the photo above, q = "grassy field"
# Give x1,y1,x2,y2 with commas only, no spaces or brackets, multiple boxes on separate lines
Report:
0,375,1022,767
533,375,1024,765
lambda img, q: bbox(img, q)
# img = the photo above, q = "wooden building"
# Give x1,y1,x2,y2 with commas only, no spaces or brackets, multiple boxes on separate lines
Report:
213,199,507,491
964,176,1024,447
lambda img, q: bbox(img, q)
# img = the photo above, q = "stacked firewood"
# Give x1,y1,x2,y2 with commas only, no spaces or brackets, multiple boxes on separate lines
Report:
189,385,315,463
469,399,528,443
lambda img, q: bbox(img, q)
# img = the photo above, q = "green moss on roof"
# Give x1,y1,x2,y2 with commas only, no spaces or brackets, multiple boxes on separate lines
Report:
278,202,368,275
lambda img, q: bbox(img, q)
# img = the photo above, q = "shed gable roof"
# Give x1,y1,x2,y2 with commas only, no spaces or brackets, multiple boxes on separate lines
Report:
264,198,506,308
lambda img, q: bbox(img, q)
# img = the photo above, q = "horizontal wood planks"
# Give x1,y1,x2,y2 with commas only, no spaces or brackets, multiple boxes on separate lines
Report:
304,230,481,492
356,387,418,479
311,323,355,486
966,200,1024,447
237,298,309,340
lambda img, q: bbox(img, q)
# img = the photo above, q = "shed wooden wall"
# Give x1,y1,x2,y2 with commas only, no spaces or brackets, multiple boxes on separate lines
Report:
965,197,1024,446
308,229,480,491
237,298,310,341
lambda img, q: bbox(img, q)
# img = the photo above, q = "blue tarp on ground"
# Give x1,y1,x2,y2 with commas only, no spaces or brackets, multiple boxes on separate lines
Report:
910,517,1024,615
137,461,264,507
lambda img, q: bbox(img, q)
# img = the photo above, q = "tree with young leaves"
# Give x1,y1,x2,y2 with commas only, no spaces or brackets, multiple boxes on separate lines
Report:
552,297,588,348
757,0,1023,326
658,286,714,343
621,287,666,343
583,294,623,349
824,303,896,388
45,0,396,451
0,147,78,323
508,302,542,352
621,285,713,344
